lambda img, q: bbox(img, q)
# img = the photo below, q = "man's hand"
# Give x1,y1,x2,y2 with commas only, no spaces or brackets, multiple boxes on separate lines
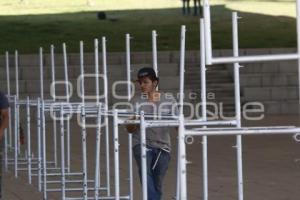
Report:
126,124,138,133
0,108,9,142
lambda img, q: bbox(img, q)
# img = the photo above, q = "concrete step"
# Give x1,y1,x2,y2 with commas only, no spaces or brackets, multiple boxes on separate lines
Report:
260,100,299,115
240,60,298,74
243,87,298,101
0,76,180,95
0,51,203,67
240,73,298,87
0,63,179,80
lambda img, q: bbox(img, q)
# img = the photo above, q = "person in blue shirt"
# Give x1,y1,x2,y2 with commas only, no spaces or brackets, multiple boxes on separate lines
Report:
0,91,9,199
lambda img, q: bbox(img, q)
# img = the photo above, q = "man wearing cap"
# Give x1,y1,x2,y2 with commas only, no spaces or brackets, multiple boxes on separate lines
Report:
0,91,9,199
126,67,178,200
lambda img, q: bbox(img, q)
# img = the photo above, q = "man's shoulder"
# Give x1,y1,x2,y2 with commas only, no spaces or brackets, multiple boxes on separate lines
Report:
160,92,177,103
0,91,9,109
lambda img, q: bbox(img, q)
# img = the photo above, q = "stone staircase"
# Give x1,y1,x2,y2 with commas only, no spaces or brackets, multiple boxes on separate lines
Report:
1,49,299,116
185,62,236,118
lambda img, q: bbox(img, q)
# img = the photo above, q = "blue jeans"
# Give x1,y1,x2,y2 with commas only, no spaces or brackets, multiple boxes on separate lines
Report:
133,145,170,200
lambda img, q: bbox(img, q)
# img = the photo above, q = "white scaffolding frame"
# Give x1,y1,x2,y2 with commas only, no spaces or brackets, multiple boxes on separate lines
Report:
3,0,300,199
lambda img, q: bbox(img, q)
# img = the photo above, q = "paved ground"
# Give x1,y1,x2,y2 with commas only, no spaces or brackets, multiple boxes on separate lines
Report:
2,115,300,200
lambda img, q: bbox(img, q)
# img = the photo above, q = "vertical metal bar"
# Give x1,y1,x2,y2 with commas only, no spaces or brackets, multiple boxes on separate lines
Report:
15,50,20,155
102,36,111,196
59,105,66,200
14,95,18,178
152,30,158,76
94,105,102,200
113,110,120,200
200,18,208,200
128,133,133,200
15,50,19,99
4,51,10,171
37,98,42,191
140,111,148,200
95,39,100,104
50,44,58,168
80,41,88,200
66,117,70,173
62,43,71,173
203,0,212,65
296,0,300,114
5,51,12,149
125,34,134,200
94,38,101,199
42,100,47,200
176,25,186,199
126,34,131,101
178,114,187,200
63,43,69,103
232,12,244,200
40,47,44,100
26,97,32,184
179,25,186,115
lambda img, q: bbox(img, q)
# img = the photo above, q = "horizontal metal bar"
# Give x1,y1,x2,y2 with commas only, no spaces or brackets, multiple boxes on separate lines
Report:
211,53,299,64
185,127,300,136
120,119,236,127
44,180,96,184
46,187,104,192
65,196,130,200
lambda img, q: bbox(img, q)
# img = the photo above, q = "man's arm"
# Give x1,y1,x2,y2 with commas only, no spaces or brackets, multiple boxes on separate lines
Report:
0,108,9,141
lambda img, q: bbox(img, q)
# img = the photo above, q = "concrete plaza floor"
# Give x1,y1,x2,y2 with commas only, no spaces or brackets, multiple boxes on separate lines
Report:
2,115,300,200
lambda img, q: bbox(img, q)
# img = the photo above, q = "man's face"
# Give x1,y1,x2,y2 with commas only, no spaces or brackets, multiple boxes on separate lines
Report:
137,76,157,94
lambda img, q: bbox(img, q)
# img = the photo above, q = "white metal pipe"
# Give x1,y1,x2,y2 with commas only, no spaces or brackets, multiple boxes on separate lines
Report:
179,25,186,115
15,50,19,99
125,34,134,200
113,110,120,200
63,43,71,173
14,51,20,161
200,18,208,200
178,114,187,200
50,45,58,168
94,38,101,198
14,95,18,178
126,34,131,102
66,117,71,173
60,105,66,200
94,106,102,200
42,100,47,200
211,53,299,64
63,43,70,102
5,51,11,97
140,111,148,200
232,12,244,200
4,52,9,172
37,98,42,191
80,41,88,200
39,47,44,100
152,30,158,76
51,45,56,99
203,0,212,65
296,0,300,110
185,128,300,136
26,97,32,184
95,39,100,103
122,119,237,127
5,51,12,149
102,36,111,196
128,134,133,200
